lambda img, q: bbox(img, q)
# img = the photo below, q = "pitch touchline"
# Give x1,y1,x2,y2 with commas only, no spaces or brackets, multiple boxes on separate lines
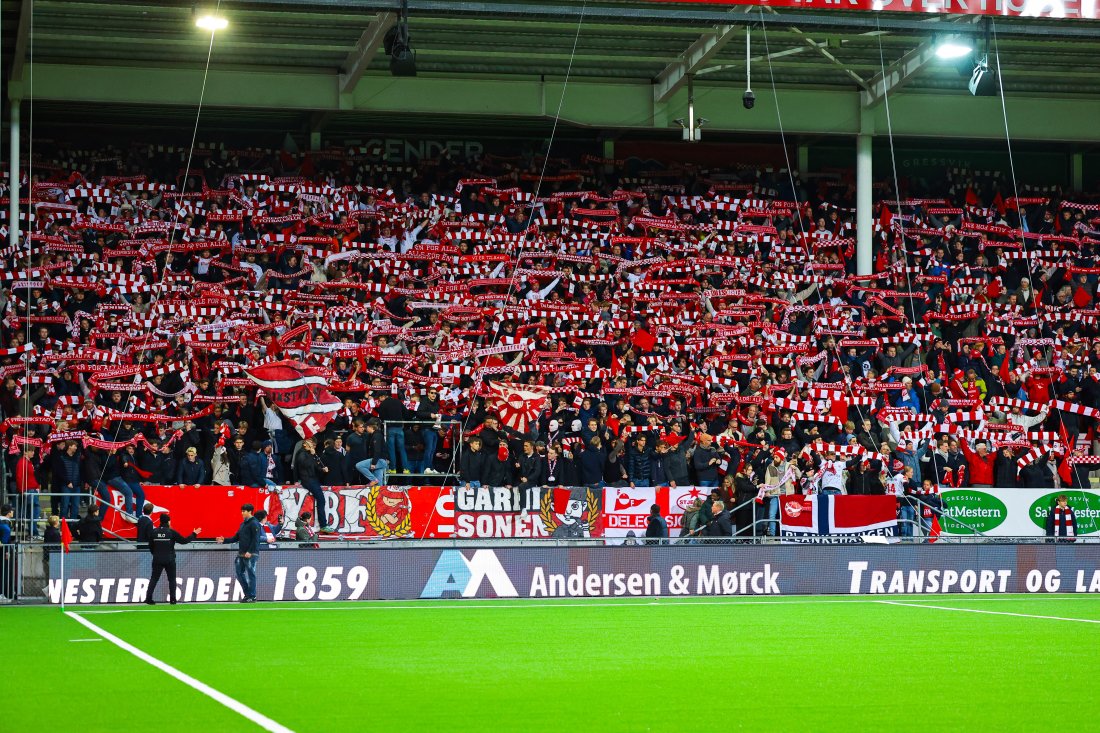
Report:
876,600,1100,625
77,594,1100,614
65,612,297,733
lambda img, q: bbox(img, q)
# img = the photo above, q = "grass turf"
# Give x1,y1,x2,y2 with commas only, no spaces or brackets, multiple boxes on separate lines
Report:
4,595,1100,733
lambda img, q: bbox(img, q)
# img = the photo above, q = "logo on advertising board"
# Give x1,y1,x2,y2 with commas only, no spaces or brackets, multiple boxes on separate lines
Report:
539,487,601,539
939,490,1008,534
672,486,709,511
420,550,519,598
1029,491,1100,534
784,500,807,518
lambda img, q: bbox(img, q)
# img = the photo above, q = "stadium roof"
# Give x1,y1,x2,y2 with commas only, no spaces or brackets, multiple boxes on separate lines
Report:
4,0,1100,142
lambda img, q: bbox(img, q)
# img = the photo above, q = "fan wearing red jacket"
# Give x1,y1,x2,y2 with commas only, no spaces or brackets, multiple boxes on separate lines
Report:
960,439,996,488
15,447,41,540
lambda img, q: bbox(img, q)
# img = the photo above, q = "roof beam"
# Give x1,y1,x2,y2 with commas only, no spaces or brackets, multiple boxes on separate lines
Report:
10,0,33,86
339,12,398,94
862,17,982,107
653,10,752,104
861,37,938,107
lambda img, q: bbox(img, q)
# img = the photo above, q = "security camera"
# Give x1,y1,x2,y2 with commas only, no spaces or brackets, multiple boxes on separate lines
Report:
743,90,755,110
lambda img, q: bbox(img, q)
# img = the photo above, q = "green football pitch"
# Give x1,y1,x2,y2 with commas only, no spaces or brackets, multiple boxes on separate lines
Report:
4,595,1099,733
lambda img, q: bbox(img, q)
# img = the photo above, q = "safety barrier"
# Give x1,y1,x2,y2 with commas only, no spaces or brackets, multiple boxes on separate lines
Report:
13,541,1100,605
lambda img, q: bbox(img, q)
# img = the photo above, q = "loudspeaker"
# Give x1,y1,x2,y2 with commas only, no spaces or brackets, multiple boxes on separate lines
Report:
390,48,417,77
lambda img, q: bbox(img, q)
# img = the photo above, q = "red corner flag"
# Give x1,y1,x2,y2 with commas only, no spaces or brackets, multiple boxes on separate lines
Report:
929,516,942,543
60,518,73,553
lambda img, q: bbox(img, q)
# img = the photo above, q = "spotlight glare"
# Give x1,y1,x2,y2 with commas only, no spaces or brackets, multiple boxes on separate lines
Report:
196,15,228,31
935,41,972,60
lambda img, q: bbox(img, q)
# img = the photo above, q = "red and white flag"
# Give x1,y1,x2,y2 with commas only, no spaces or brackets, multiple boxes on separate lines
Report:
486,381,553,434
244,360,341,439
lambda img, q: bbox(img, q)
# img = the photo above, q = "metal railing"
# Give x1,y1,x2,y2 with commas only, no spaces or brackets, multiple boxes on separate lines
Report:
380,419,463,477
3,490,136,543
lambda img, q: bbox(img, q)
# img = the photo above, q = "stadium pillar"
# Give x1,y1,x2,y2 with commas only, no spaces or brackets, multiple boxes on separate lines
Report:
1071,152,1084,193
797,142,809,178
8,94,20,249
856,116,874,276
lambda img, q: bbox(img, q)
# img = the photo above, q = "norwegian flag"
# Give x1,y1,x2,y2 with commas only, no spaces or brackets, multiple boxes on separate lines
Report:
244,359,341,439
779,494,898,543
486,381,553,434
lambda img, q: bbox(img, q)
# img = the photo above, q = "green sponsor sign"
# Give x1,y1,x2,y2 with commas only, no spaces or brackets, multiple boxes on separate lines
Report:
939,490,1008,534
1029,492,1100,535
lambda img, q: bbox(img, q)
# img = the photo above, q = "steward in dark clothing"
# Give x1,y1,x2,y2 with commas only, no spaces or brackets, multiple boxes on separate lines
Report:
144,515,198,605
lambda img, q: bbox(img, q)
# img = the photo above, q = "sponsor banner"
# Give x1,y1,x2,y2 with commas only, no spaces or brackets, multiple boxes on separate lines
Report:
48,544,1100,604
939,488,1100,536
640,0,1099,21
451,485,603,538
602,485,714,540
100,485,278,539
780,494,898,543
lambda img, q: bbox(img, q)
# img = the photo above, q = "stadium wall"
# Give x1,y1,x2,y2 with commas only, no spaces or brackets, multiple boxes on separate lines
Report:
43,544,1100,604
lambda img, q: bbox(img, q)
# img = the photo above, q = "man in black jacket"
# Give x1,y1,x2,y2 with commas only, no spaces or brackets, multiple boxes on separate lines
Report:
377,390,411,473
460,436,488,488
515,440,546,516
143,514,200,605
136,503,155,545
216,504,261,603
353,419,389,486
699,499,734,541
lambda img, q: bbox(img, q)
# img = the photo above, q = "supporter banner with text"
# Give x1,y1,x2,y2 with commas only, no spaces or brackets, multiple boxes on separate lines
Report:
47,544,1100,604
640,0,1099,21
780,494,899,543
939,488,1100,536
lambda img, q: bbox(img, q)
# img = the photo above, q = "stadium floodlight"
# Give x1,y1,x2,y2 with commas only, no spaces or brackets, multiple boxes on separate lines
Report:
195,15,228,31
935,40,973,60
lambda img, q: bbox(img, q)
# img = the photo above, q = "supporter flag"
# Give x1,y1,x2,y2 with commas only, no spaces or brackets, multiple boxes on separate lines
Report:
879,203,893,230
965,186,980,207
486,381,553,434
992,191,1006,216
60,518,73,553
779,494,897,543
244,360,342,439
929,516,942,543
631,328,657,353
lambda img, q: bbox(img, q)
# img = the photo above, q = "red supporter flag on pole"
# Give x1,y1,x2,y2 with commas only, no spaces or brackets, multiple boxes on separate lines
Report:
486,381,553,434
60,518,73,553
244,359,342,439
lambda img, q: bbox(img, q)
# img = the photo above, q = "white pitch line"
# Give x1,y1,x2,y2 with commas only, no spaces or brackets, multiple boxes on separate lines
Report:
76,594,1100,614
69,638,103,642
65,611,296,733
877,600,1100,625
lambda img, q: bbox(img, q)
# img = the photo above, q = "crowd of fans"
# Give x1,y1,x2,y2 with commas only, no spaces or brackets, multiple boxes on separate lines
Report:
1,141,1099,540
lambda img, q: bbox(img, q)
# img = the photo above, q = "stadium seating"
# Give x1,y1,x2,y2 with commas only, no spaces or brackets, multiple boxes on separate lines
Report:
2,143,1100,532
